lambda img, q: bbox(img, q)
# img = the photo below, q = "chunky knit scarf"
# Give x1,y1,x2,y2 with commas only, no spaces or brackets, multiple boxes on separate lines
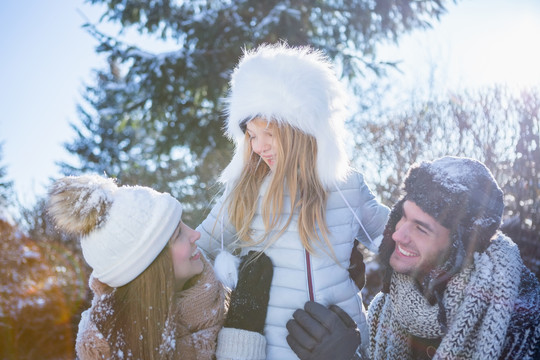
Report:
368,234,540,360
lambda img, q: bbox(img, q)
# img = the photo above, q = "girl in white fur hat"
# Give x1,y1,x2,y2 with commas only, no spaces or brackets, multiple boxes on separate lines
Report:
47,175,273,360
197,43,390,359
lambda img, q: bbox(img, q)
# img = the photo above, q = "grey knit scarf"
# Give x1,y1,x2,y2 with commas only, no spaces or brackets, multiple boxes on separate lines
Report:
368,234,525,360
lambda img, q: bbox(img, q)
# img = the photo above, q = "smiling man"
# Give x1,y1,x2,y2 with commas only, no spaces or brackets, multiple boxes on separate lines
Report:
287,156,540,360
388,200,452,279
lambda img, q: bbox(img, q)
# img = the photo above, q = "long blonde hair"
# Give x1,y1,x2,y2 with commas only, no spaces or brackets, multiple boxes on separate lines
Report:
228,120,335,256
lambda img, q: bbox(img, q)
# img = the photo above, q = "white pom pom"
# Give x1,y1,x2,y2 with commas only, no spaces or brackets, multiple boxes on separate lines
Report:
213,250,240,290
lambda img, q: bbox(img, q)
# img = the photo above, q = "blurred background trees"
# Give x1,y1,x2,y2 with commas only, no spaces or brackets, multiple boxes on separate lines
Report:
350,86,540,303
0,144,14,211
1,146,89,360
1,0,539,358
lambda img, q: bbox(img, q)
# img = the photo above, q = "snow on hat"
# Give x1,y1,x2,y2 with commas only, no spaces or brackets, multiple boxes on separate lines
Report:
220,43,350,188
402,156,504,250
47,174,183,287
379,156,504,300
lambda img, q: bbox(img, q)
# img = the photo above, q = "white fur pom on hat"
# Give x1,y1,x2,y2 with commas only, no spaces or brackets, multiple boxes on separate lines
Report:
221,43,351,188
47,174,183,287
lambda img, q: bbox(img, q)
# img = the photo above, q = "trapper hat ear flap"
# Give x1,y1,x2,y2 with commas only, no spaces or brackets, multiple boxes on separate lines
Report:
390,157,504,307
458,178,504,254
378,198,404,294
403,157,504,254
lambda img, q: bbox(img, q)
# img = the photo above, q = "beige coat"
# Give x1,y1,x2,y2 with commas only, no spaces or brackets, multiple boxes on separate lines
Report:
76,257,225,360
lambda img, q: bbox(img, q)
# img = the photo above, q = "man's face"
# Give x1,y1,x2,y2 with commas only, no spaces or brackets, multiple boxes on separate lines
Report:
389,200,452,279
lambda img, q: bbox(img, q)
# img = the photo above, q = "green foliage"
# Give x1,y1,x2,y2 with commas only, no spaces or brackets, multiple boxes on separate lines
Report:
61,0,452,223
88,0,449,77
8,3,539,354
0,143,14,209
58,58,221,223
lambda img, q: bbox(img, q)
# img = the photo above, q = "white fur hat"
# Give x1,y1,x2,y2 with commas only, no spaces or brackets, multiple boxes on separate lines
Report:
47,175,183,287
220,43,351,188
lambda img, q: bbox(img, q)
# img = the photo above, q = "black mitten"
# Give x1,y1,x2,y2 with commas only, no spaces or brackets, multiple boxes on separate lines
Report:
224,251,273,334
348,239,366,290
286,301,361,360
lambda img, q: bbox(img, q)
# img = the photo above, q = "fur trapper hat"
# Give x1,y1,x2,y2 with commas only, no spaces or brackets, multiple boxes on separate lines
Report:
47,174,183,287
379,156,504,301
220,43,351,188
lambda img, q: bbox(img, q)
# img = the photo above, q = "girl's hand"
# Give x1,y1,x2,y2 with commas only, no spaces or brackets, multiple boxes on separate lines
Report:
224,251,273,334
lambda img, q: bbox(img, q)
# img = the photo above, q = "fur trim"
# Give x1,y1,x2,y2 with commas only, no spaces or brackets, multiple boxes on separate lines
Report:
220,43,351,188
47,175,117,236
403,156,503,252
378,156,504,305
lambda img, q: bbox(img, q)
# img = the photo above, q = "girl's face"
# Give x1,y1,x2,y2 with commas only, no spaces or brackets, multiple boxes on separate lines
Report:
170,221,203,283
246,118,278,171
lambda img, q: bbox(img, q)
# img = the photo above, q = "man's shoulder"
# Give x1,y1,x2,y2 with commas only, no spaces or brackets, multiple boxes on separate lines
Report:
515,265,540,305
484,232,521,259
502,267,540,359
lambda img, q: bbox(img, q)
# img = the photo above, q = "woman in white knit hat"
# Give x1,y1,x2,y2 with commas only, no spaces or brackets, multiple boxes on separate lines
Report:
197,43,390,359
47,174,273,360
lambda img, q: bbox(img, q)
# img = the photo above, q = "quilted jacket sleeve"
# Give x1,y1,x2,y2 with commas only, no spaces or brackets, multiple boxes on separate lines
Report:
355,173,390,253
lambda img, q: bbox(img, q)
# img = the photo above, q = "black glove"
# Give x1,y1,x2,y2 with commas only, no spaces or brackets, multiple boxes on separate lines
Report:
286,301,361,360
348,239,366,290
224,251,273,334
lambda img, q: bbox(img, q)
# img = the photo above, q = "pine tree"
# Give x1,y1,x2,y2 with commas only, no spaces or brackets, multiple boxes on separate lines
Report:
0,143,14,211
63,0,453,222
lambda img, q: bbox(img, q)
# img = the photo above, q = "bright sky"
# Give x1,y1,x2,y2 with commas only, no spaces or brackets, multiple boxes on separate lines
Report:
1,0,539,210
379,0,540,94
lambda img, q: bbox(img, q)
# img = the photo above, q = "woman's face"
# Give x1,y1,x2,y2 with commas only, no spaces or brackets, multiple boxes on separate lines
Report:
170,221,204,283
246,118,277,171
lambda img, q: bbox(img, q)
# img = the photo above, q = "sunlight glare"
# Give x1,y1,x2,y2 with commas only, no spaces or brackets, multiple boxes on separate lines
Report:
479,15,540,88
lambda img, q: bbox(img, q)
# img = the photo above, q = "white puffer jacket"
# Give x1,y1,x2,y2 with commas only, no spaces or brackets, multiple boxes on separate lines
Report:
198,170,389,359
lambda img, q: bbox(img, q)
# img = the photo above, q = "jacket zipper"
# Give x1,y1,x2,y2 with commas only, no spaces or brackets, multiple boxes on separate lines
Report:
305,250,315,302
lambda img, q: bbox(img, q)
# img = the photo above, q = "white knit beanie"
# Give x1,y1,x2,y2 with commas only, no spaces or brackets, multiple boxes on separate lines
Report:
220,43,351,188
47,175,183,287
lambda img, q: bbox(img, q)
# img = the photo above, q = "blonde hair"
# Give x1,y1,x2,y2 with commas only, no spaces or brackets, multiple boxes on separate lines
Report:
228,120,336,257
